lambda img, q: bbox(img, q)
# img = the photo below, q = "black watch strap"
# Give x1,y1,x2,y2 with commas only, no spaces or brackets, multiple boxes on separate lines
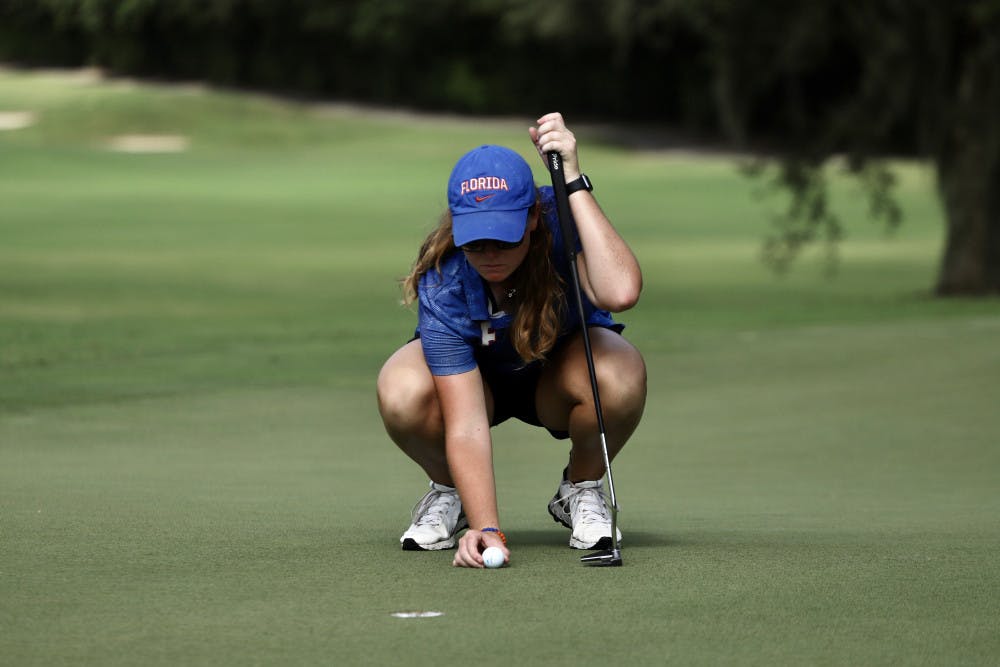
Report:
565,174,593,195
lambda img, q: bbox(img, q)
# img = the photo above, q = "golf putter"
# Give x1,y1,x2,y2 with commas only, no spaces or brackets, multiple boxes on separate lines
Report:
546,150,622,567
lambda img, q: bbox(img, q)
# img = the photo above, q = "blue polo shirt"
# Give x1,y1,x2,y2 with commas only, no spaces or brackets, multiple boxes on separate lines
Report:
417,186,621,376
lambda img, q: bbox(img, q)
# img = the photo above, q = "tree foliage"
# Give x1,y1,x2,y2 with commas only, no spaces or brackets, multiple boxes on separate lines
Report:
687,0,1000,293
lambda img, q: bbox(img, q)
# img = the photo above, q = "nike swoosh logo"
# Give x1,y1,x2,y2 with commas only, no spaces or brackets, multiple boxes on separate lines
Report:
474,194,496,202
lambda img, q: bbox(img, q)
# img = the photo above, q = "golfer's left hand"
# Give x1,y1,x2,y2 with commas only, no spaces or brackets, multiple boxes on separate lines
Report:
529,112,581,181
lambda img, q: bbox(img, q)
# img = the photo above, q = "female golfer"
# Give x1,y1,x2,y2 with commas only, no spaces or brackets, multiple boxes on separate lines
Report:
377,113,646,568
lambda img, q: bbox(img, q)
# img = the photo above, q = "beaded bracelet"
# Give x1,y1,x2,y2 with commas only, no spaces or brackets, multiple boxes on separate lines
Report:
481,527,507,545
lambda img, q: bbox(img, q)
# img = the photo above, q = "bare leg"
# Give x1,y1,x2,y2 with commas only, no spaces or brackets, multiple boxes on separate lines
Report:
376,340,451,484
536,328,647,481
376,339,495,485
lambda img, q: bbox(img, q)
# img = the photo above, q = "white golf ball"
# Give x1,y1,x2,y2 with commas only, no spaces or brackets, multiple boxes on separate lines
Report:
482,546,505,569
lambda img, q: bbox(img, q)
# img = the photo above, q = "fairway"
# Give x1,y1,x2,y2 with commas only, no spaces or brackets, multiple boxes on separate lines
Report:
2,69,999,666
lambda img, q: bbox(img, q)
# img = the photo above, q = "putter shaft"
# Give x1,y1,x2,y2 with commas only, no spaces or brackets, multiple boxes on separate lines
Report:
546,151,622,566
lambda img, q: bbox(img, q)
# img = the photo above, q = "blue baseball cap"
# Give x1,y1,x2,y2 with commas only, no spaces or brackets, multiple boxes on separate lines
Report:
448,145,536,247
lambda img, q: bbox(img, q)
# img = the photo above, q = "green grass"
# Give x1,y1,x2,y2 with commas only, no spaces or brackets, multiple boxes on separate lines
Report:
2,68,999,666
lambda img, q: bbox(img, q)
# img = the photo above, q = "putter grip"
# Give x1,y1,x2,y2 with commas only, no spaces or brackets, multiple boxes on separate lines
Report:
546,151,579,263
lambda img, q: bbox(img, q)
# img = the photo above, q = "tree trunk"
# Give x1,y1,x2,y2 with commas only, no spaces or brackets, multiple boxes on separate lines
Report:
936,149,1000,296
935,28,1000,296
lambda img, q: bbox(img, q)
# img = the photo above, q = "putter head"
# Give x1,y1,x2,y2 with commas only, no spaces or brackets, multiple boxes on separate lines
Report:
581,548,623,567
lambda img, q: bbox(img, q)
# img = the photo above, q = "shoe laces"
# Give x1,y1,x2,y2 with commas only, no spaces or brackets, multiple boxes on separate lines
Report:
562,483,611,526
411,489,460,527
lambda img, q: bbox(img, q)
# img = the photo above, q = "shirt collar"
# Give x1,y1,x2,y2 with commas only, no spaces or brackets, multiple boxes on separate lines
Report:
460,254,511,322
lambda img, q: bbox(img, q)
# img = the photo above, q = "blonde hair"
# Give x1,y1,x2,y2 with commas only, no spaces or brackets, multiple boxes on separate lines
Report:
402,198,565,363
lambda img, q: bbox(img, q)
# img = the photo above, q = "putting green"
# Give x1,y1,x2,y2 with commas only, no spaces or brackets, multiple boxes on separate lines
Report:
2,69,998,666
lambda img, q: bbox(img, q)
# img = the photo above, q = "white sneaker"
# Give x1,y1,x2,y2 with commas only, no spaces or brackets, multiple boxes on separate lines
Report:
547,478,622,550
400,481,467,551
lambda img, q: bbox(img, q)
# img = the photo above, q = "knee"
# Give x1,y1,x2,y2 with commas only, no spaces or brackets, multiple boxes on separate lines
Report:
594,349,647,418
377,364,438,431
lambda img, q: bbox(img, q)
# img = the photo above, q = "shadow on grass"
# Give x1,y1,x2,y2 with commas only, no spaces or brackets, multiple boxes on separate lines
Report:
507,528,676,549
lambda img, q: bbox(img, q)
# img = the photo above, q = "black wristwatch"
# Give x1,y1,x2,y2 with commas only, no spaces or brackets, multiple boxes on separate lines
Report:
565,174,593,195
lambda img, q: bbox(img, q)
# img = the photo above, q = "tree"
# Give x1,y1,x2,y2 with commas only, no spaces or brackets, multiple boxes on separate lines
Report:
2,0,996,295
689,0,1000,295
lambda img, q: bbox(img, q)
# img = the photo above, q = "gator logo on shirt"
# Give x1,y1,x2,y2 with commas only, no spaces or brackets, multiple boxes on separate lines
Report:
460,176,509,197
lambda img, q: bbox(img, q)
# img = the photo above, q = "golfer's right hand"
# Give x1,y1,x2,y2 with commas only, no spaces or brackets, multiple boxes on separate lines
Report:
529,112,580,181
453,529,510,568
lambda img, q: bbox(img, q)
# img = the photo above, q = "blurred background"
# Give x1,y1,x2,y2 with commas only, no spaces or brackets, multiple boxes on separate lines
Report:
1,0,997,293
